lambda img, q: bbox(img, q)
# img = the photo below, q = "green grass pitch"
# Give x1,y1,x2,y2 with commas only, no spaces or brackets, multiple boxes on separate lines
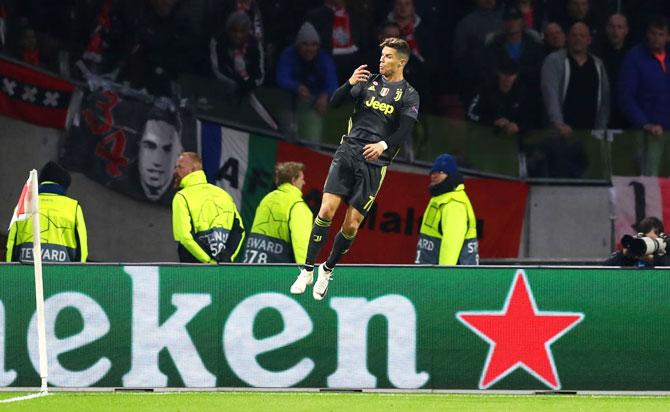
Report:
1,392,670,412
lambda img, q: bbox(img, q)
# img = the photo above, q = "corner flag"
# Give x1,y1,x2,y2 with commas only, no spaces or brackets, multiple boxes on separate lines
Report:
8,170,49,393
8,170,38,231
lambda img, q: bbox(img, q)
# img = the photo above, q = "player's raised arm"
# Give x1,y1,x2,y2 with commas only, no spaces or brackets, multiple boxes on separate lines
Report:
330,65,371,107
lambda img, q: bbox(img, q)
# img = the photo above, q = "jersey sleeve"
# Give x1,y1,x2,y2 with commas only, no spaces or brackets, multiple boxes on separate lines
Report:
351,82,365,99
400,87,420,121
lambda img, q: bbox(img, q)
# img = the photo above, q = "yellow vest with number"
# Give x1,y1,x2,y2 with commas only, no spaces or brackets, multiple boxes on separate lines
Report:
244,183,313,263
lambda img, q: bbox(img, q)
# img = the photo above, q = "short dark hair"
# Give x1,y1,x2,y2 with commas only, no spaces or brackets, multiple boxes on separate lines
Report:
647,15,669,32
275,162,304,186
636,216,665,235
379,37,410,60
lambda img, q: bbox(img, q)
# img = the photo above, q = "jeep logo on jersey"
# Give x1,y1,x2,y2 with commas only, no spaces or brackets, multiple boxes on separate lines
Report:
380,87,389,97
364,96,395,116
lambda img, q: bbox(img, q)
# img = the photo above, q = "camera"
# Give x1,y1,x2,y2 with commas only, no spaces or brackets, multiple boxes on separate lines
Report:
621,233,669,256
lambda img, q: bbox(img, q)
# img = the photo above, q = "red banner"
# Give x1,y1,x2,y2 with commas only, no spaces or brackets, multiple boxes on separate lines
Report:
277,142,528,263
0,58,74,129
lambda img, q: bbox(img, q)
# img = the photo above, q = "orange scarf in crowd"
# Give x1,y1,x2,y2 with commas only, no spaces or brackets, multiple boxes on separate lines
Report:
655,50,667,73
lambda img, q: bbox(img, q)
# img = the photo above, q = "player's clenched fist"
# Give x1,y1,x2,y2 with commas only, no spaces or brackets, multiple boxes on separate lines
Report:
348,65,371,86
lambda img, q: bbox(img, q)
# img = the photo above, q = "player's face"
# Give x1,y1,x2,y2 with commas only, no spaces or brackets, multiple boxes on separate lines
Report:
379,46,404,77
429,172,447,186
139,120,180,197
292,171,305,191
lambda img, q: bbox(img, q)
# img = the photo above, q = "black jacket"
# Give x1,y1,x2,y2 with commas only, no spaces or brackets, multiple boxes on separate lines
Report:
604,250,670,267
486,31,545,90
467,79,536,134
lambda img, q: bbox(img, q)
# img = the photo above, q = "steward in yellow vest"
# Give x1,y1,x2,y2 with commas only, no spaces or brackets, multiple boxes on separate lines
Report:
244,162,313,263
172,152,245,263
416,154,479,265
6,162,88,263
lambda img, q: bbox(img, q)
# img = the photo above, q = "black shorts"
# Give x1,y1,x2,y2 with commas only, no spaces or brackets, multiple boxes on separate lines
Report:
323,143,387,215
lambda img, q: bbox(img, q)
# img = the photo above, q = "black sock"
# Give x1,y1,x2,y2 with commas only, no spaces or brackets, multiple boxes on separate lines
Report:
325,231,355,270
304,216,331,271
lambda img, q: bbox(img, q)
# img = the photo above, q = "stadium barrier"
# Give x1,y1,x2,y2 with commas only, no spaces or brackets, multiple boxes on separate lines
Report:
0,263,667,391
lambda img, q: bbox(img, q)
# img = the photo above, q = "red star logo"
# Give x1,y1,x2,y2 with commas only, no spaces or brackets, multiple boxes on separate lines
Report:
456,271,584,389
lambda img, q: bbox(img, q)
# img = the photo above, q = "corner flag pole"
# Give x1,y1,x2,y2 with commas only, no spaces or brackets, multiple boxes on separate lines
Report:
28,170,48,393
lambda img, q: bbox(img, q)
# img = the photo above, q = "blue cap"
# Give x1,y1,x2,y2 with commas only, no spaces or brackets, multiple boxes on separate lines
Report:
430,154,458,175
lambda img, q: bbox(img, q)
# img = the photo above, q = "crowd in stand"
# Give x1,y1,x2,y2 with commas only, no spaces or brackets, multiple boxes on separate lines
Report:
3,0,670,177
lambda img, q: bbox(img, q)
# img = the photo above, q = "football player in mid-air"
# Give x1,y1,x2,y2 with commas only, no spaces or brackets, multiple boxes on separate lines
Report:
290,37,420,300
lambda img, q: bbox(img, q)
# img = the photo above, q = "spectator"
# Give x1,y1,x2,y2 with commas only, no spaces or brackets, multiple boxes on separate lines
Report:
210,11,264,97
467,58,536,138
121,0,202,96
619,16,670,176
172,152,245,263
597,14,631,129
6,162,88,263
467,57,542,175
543,22,566,55
541,22,610,178
486,5,544,90
555,0,600,38
246,162,313,264
16,24,40,66
306,0,368,82
259,0,311,84
12,19,60,72
624,0,670,43
211,0,265,82
514,0,545,34
276,22,338,143
218,0,264,42
386,0,430,63
415,153,479,266
453,0,503,99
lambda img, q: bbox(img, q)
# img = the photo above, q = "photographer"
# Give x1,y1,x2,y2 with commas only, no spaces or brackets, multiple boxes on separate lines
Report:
605,217,670,267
